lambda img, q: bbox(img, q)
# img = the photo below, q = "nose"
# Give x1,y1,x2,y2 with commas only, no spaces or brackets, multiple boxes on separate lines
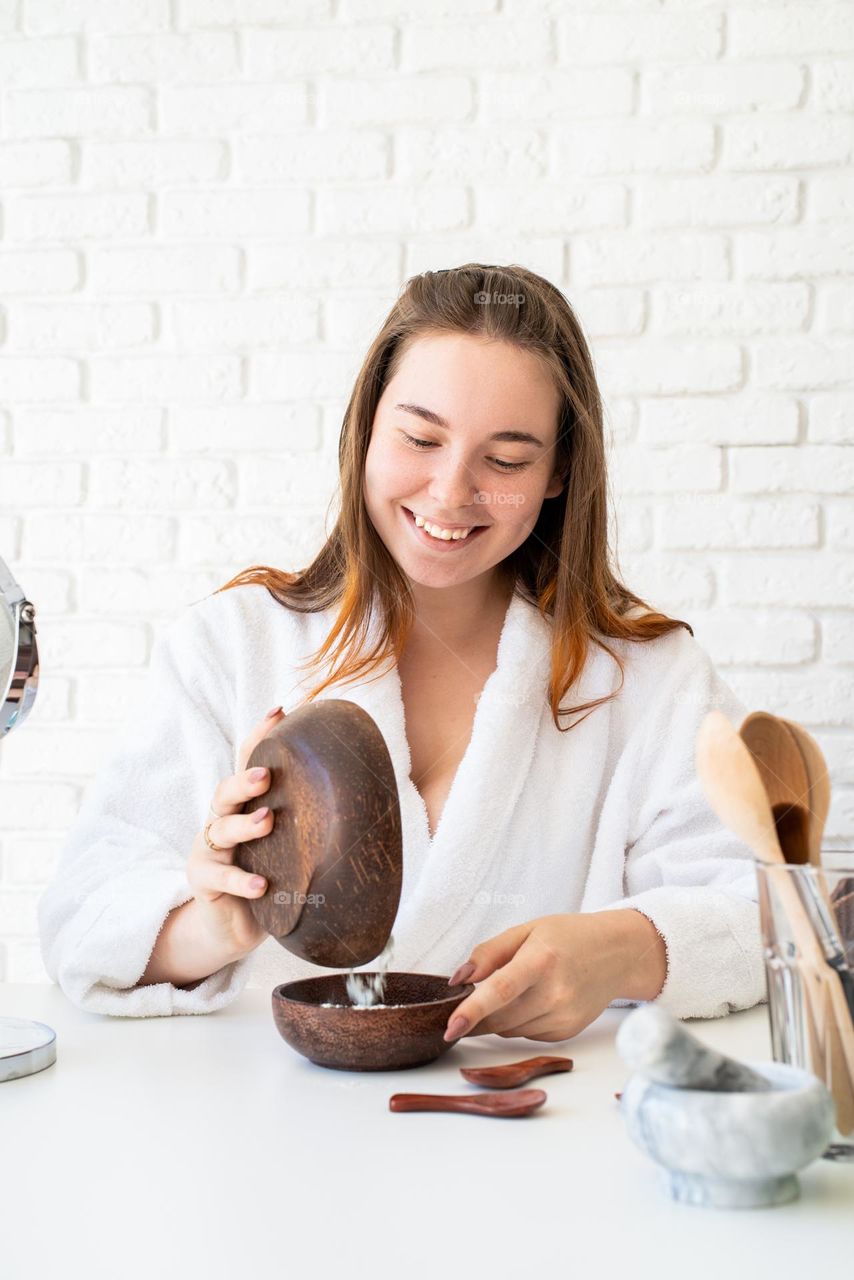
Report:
427,450,479,514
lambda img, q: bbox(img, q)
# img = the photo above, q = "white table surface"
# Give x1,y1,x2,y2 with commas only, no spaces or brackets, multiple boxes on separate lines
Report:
1,983,850,1279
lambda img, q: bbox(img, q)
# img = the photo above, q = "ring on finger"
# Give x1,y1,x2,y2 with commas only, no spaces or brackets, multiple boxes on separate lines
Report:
204,820,229,853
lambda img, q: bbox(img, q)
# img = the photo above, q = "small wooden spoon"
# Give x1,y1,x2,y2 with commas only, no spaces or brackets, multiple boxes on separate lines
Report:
459,1056,573,1088
389,1088,547,1118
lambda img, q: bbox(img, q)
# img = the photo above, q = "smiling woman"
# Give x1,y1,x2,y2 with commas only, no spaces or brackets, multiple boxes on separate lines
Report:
38,264,766,1039
363,331,565,608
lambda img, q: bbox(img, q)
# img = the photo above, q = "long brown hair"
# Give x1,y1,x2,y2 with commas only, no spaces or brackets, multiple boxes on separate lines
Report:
212,263,692,731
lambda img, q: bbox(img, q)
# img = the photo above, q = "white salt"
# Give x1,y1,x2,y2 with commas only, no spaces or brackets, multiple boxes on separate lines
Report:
319,1001,400,1009
340,933,396,1007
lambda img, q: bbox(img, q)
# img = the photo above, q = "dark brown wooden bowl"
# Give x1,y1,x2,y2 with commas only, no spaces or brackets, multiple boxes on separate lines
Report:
271,973,476,1071
235,699,403,968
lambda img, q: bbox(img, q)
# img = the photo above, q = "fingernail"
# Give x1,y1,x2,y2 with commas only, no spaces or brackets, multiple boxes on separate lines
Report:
265,705,283,718
444,1015,469,1042
249,766,268,780
448,961,476,986
250,876,266,891
251,806,270,824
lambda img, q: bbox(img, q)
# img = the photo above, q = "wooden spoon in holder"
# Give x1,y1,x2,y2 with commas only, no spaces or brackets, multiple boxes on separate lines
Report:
696,711,854,1136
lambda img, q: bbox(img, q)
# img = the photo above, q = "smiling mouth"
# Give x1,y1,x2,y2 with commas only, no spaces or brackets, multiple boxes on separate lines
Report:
402,505,487,530
401,505,489,545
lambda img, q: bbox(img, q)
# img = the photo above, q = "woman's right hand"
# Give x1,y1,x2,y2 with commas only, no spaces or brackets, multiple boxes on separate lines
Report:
185,705,285,960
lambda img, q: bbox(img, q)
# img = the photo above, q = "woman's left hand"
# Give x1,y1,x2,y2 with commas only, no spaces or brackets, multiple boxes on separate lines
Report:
443,910,667,1043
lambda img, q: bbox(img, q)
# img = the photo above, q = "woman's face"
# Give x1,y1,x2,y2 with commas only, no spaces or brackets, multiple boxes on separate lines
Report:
364,332,564,591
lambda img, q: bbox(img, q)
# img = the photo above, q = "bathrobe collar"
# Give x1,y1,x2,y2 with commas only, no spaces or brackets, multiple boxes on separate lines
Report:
312,589,557,968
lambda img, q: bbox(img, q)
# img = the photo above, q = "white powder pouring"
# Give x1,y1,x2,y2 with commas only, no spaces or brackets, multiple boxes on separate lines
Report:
319,933,403,1008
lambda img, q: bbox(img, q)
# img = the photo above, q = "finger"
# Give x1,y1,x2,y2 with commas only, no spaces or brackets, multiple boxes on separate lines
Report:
236,705,286,775
448,921,532,987
495,1013,575,1043
465,989,549,1038
189,842,269,901
211,764,272,819
444,953,537,1042
210,706,284,817
203,806,274,856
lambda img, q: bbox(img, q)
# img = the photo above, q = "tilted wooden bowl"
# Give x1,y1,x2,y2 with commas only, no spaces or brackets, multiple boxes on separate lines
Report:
272,973,476,1071
235,699,403,968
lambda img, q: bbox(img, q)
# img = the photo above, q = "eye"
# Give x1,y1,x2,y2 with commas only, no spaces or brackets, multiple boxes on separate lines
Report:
401,433,436,451
400,432,529,473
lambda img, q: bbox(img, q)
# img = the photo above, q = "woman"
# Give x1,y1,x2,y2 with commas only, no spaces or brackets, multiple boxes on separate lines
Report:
38,264,765,1035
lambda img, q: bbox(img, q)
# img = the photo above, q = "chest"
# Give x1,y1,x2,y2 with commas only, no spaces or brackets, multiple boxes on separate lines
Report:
398,644,499,841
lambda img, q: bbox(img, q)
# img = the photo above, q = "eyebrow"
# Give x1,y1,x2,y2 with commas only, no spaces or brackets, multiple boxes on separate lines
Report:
394,403,545,448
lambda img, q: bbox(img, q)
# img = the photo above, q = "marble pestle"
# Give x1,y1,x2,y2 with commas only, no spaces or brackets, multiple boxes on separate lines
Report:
616,1005,774,1093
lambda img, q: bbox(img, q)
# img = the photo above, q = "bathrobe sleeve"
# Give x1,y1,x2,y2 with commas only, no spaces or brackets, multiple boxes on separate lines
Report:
603,628,767,1020
37,601,256,1017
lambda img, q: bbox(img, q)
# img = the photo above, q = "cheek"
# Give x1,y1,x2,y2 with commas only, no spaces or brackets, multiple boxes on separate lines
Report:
481,477,542,530
363,447,393,513
365,439,419,498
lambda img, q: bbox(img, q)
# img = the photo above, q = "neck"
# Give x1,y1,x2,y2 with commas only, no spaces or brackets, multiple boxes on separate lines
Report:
407,571,514,651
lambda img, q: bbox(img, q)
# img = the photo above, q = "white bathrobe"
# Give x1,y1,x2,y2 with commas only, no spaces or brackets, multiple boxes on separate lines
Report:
37,583,767,1021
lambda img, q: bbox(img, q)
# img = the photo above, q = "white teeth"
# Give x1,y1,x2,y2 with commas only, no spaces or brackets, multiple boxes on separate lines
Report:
412,512,473,540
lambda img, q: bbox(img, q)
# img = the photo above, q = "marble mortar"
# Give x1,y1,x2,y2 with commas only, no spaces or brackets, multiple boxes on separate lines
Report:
617,1007,835,1208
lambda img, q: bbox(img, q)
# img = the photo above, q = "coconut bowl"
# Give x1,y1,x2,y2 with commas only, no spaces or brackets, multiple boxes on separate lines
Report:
271,972,476,1071
236,698,403,968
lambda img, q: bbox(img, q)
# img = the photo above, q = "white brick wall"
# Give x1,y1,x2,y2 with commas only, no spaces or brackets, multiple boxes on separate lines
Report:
1,0,852,981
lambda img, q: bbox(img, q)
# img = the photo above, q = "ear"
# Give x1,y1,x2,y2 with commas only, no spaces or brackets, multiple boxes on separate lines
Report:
543,469,565,501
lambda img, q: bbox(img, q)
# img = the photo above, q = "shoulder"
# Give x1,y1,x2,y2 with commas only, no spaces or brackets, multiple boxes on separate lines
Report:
622,617,704,679
602,614,735,726
155,584,333,674
182,583,325,641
